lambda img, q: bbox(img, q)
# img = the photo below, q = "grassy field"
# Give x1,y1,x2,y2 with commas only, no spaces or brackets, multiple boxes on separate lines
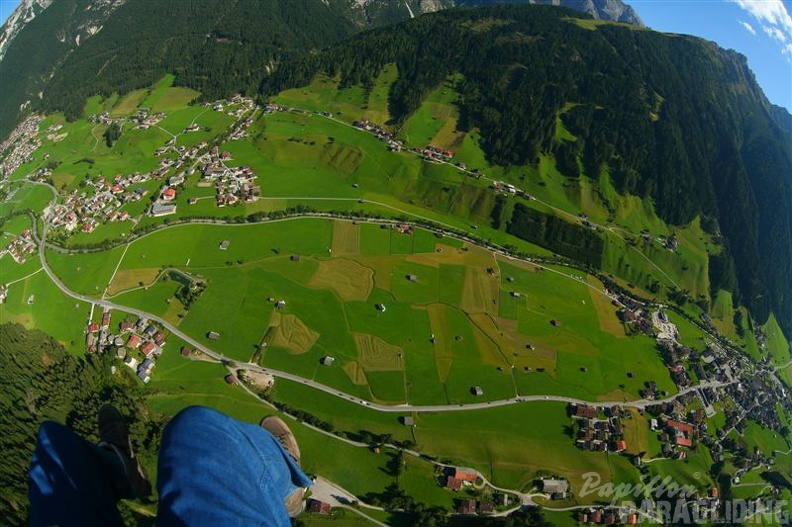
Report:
6,74,788,519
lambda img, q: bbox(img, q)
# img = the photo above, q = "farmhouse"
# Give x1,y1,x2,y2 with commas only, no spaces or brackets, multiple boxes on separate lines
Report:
454,468,478,482
667,419,695,448
446,476,464,491
457,499,477,515
541,478,569,499
306,499,331,515
573,404,597,419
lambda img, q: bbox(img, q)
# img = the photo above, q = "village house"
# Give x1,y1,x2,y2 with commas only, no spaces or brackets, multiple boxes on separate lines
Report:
306,499,331,515
540,478,569,500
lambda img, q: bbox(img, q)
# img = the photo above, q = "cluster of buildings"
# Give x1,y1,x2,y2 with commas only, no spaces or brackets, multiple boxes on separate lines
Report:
199,146,259,206
639,230,679,252
572,404,627,454
117,317,168,383
577,508,640,525
2,229,35,264
132,108,166,130
213,94,257,117
227,115,254,141
456,498,496,516
443,467,478,491
85,308,114,353
491,179,535,201
352,119,404,152
83,309,169,384
46,175,142,232
0,115,42,177
421,145,454,161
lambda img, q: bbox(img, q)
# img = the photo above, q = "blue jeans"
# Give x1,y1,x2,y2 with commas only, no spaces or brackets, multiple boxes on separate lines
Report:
29,406,312,526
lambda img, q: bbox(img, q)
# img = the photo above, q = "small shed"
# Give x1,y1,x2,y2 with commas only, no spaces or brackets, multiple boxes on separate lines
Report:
208,331,220,340
407,274,418,282
219,240,230,250
321,356,335,366
290,254,301,262
180,346,191,357
375,303,387,312
402,416,415,426
472,386,483,396
224,374,237,385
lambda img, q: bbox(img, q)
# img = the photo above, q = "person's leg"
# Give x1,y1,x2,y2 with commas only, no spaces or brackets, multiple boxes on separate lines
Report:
28,421,126,527
156,406,313,527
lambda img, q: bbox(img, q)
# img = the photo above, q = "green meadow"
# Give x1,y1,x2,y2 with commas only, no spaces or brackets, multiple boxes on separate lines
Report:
3,70,785,517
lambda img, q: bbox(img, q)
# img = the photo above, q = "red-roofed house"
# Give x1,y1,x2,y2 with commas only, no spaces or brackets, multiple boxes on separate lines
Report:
667,420,695,448
454,468,478,482
88,323,99,334
306,499,331,515
140,341,156,356
127,335,141,349
446,476,463,491
161,188,176,201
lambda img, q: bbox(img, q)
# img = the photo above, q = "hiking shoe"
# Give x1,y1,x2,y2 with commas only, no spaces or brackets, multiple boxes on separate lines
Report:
260,415,301,463
98,404,152,499
261,416,305,516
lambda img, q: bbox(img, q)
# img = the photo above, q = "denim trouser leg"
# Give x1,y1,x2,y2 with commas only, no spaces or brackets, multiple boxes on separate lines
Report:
28,421,126,527
156,406,312,527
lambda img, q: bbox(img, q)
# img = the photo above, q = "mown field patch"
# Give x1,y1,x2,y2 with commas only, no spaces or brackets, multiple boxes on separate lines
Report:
354,333,403,372
330,220,360,254
427,303,453,383
107,268,161,296
268,312,319,355
460,266,499,314
308,258,373,302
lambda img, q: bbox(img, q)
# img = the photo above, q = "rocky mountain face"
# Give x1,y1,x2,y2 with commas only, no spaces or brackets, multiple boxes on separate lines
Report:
0,0,53,61
455,0,643,25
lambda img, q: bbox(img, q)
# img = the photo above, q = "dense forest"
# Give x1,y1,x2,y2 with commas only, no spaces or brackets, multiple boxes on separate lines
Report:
0,0,359,139
0,323,162,526
507,204,604,267
261,5,792,333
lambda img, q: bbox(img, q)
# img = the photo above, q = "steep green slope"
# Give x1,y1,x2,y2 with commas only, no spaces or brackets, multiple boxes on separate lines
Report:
262,4,792,334
0,323,163,526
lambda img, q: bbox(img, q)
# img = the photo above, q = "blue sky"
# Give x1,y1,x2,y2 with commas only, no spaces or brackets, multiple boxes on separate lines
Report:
633,0,792,112
0,0,790,111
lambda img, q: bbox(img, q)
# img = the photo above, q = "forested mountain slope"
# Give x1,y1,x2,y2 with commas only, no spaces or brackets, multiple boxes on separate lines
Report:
262,5,792,333
0,0,640,141
0,323,162,526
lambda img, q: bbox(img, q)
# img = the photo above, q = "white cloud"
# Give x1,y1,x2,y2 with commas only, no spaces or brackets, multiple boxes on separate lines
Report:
732,0,792,56
740,20,757,34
